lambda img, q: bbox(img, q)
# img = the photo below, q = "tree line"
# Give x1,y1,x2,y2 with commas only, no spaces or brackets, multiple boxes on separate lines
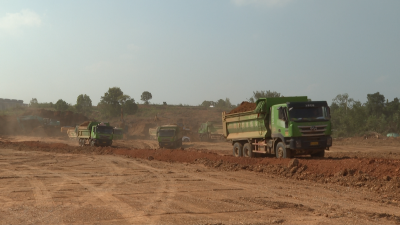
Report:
29,88,153,117
330,92,399,137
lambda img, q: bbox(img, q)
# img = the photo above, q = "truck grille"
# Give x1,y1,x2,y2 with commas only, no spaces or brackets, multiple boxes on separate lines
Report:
298,125,327,136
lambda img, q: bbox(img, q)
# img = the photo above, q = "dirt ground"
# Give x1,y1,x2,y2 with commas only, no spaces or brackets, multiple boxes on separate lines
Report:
1,136,400,224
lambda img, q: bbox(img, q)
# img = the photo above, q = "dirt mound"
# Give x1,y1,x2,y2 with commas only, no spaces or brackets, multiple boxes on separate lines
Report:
228,101,257,114
126,121,157,139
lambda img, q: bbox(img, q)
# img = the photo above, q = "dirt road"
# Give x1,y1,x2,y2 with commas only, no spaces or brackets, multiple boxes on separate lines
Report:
1,139,400,224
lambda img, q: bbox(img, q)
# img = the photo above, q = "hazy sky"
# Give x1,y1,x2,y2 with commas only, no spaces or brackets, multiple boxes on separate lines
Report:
1,0,399,106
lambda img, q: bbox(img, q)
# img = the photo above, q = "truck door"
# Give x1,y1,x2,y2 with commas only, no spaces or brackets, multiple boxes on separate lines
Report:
272,106,288,137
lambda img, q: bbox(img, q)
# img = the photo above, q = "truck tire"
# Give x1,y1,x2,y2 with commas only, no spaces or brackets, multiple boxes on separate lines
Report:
243,143,253,158
233,142,243,157
311,149,325,158
79,139,84,147
90,139,95,147
275,142,292,158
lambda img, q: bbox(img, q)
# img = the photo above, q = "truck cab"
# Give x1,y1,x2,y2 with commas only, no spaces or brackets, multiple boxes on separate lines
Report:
271,101,332,158
157,125,182,148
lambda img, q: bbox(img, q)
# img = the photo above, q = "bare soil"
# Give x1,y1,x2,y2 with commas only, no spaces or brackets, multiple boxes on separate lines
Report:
228,102,257,114
1,136,400,224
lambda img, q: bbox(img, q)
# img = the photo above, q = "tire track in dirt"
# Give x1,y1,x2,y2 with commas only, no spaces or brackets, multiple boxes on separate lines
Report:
16,153,178,224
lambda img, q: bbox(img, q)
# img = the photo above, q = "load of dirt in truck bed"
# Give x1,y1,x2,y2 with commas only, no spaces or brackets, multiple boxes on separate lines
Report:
79,121,90,126
228,101,257,114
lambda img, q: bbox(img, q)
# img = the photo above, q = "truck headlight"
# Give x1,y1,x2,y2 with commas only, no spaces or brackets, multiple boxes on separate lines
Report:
296,140,301,148
327,137,332,145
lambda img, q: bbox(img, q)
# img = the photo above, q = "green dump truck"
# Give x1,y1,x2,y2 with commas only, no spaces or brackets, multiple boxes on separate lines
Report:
198,121,224,141
113,128,123,140
222,97,332,158
157,125,182,148
75,121,114,147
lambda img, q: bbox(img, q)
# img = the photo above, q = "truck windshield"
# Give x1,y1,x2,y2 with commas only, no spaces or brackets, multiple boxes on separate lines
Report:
159,129,175,137
289,107,330,121
97,127,113,134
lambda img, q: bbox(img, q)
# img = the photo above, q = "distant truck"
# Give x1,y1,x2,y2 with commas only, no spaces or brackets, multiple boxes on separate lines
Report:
222,97,332,158
157,125,182,148
71,121,114,147
113,128,123,140
149,127,159,139
198,121,224,141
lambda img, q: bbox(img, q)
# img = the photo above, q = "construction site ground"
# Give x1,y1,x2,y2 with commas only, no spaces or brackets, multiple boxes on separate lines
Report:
1,136,400,224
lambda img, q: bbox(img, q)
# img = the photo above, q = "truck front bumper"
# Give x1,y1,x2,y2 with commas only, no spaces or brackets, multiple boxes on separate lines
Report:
94,139,112,146
289,135,332,150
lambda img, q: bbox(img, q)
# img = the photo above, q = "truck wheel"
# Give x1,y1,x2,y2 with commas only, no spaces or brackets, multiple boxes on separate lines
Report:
90,140,95,147
233,142,243,157
275,142,292,158
79,139,84,147
311,149,325,158
243,143,253,158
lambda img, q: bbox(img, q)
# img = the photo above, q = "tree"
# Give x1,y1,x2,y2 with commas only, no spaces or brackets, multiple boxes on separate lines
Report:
141,91,152,104
332,93,354,115
55,99,69,111
249,90,282,102
76,94,92,114
366,92,385,116
99,87,134,117
30,98,38,107
123,99,138,115
200,101,215,107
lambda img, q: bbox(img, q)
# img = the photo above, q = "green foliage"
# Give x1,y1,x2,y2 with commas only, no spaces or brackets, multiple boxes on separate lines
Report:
200,98,232,109
201,100,215,107
54,99,69,111
99,87,137,118
331,92,400,137
248,90,282,103
76,94,92,114
29,98,38,107
141,91,152,104
124,99,138,115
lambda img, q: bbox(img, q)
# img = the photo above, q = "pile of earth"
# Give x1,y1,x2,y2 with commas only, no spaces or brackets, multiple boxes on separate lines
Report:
2,140,400,200
228,101,257,114
125,121,158,139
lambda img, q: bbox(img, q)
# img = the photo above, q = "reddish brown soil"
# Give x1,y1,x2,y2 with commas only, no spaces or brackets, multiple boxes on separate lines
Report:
2,140,400,200
228,101,257,114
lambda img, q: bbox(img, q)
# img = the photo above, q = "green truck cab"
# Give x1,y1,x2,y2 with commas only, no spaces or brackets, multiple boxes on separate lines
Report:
113,128,123,140
76,121,114,147
222,97,332,158
157,125,182,148
198,121,224,141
